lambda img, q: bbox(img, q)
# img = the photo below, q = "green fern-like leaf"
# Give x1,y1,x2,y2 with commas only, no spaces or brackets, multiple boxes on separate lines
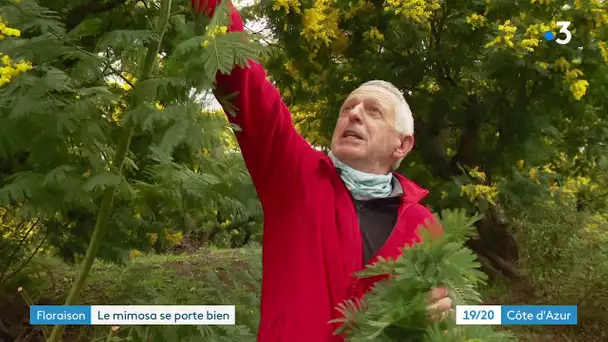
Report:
333,209,517,342
0,172,45,204
82,171,122,192
200,33,254,80
8,0,65,35
96,29,157,51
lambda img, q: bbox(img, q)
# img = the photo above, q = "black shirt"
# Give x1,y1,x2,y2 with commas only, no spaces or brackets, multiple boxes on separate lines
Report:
354,196,401,265
334,168,402,265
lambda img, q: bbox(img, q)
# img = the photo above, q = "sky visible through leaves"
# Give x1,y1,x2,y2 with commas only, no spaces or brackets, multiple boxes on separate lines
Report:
203,0,269,111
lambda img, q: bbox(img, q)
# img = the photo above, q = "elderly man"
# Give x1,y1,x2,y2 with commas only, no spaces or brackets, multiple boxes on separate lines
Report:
192,0,453,340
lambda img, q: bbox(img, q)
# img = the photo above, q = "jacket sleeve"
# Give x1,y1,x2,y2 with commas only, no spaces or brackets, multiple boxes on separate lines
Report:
192,0,318,204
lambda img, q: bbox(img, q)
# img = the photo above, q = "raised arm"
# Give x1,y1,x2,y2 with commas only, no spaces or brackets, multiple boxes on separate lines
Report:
191,0,318,204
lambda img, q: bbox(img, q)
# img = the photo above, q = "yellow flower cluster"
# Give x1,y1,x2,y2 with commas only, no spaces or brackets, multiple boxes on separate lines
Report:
468,166,487,182
564,68,584,82
570,79,589,100
520,38,539,52
0,53,33,86
460,167,499,206
291,103,331,146
551,57,589,100
465,13,487,30
201,25,228,48
535,61,549,70
301,0,340,47
594,11,608,27
543,165,556,175
166,231,183,245
0,21,32,86
146,229,183,247
484,20,517,48
129,249,143,259
129,230,184,259
485,20,557,54
520,153,602,204
272,0,301,14
460,184,499,206
120,72,137,91
0,22,20,40
558,176,594,198
363,27,385,42
574,0,606,13
598,41,608,64
383,0,440,24
521,23,552,52
577,0,608,36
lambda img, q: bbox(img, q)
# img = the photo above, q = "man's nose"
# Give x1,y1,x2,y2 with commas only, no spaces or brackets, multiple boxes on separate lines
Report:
347,103,364,122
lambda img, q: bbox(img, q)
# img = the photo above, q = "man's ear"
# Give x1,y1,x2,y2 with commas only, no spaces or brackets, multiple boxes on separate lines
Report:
393,135,414,159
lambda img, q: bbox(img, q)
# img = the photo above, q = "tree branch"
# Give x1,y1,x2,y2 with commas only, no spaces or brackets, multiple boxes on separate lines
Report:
65,0,129,31
0,230,47,289
0,219,40,285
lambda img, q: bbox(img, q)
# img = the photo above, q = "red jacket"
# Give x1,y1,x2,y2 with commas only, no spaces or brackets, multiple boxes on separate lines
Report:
192,1,436,341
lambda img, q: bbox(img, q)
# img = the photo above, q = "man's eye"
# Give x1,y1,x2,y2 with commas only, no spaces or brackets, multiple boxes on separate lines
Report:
369,106,382,115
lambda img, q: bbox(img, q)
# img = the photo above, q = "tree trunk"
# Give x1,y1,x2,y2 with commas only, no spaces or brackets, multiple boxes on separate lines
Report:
423,115,522,280
467,212,521,281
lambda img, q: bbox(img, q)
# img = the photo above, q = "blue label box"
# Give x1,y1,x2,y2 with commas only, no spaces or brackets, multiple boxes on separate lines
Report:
501,305,577,325
30,305,91,325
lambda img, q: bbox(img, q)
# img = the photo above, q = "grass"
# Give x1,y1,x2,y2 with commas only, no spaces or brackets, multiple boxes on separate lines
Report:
12,248,260,305
1,247,262,341
0,247,597,341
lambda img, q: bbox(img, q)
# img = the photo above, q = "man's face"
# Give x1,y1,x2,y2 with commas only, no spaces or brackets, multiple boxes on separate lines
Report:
330,85,413,174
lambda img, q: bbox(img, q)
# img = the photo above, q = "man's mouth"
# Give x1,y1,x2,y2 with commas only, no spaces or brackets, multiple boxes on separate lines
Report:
342,130,364,140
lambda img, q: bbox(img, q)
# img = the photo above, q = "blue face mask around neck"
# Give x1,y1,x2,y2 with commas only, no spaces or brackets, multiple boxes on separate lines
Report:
328,151,393,199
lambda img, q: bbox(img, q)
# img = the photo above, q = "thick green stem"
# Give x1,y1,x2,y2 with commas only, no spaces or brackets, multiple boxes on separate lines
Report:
46,1,172,341
19,287,50,338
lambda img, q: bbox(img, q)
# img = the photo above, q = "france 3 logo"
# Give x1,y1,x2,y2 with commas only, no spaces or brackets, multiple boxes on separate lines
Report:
543,21,572,45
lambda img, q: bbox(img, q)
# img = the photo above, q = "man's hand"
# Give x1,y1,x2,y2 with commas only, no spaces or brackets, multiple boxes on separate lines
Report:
426,286,454,321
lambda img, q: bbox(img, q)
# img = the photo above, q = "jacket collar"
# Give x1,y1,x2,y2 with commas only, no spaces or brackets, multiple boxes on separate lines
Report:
391,172,429,204
320,154,429,204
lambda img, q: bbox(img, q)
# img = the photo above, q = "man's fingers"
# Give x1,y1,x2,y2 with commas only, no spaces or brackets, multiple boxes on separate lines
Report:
427,286,449,302
427,296,452,314
426,286,453,322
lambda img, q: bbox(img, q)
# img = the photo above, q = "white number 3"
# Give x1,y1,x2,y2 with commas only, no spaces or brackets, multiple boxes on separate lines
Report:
555,21,572,45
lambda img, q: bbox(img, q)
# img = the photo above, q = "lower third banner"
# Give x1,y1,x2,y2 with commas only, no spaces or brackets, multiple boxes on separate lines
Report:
456,305,578,325
30,305,235,325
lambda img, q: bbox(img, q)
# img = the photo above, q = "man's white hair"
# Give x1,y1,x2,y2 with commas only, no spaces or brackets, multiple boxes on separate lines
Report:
358,80,414,136
357,80,414,170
